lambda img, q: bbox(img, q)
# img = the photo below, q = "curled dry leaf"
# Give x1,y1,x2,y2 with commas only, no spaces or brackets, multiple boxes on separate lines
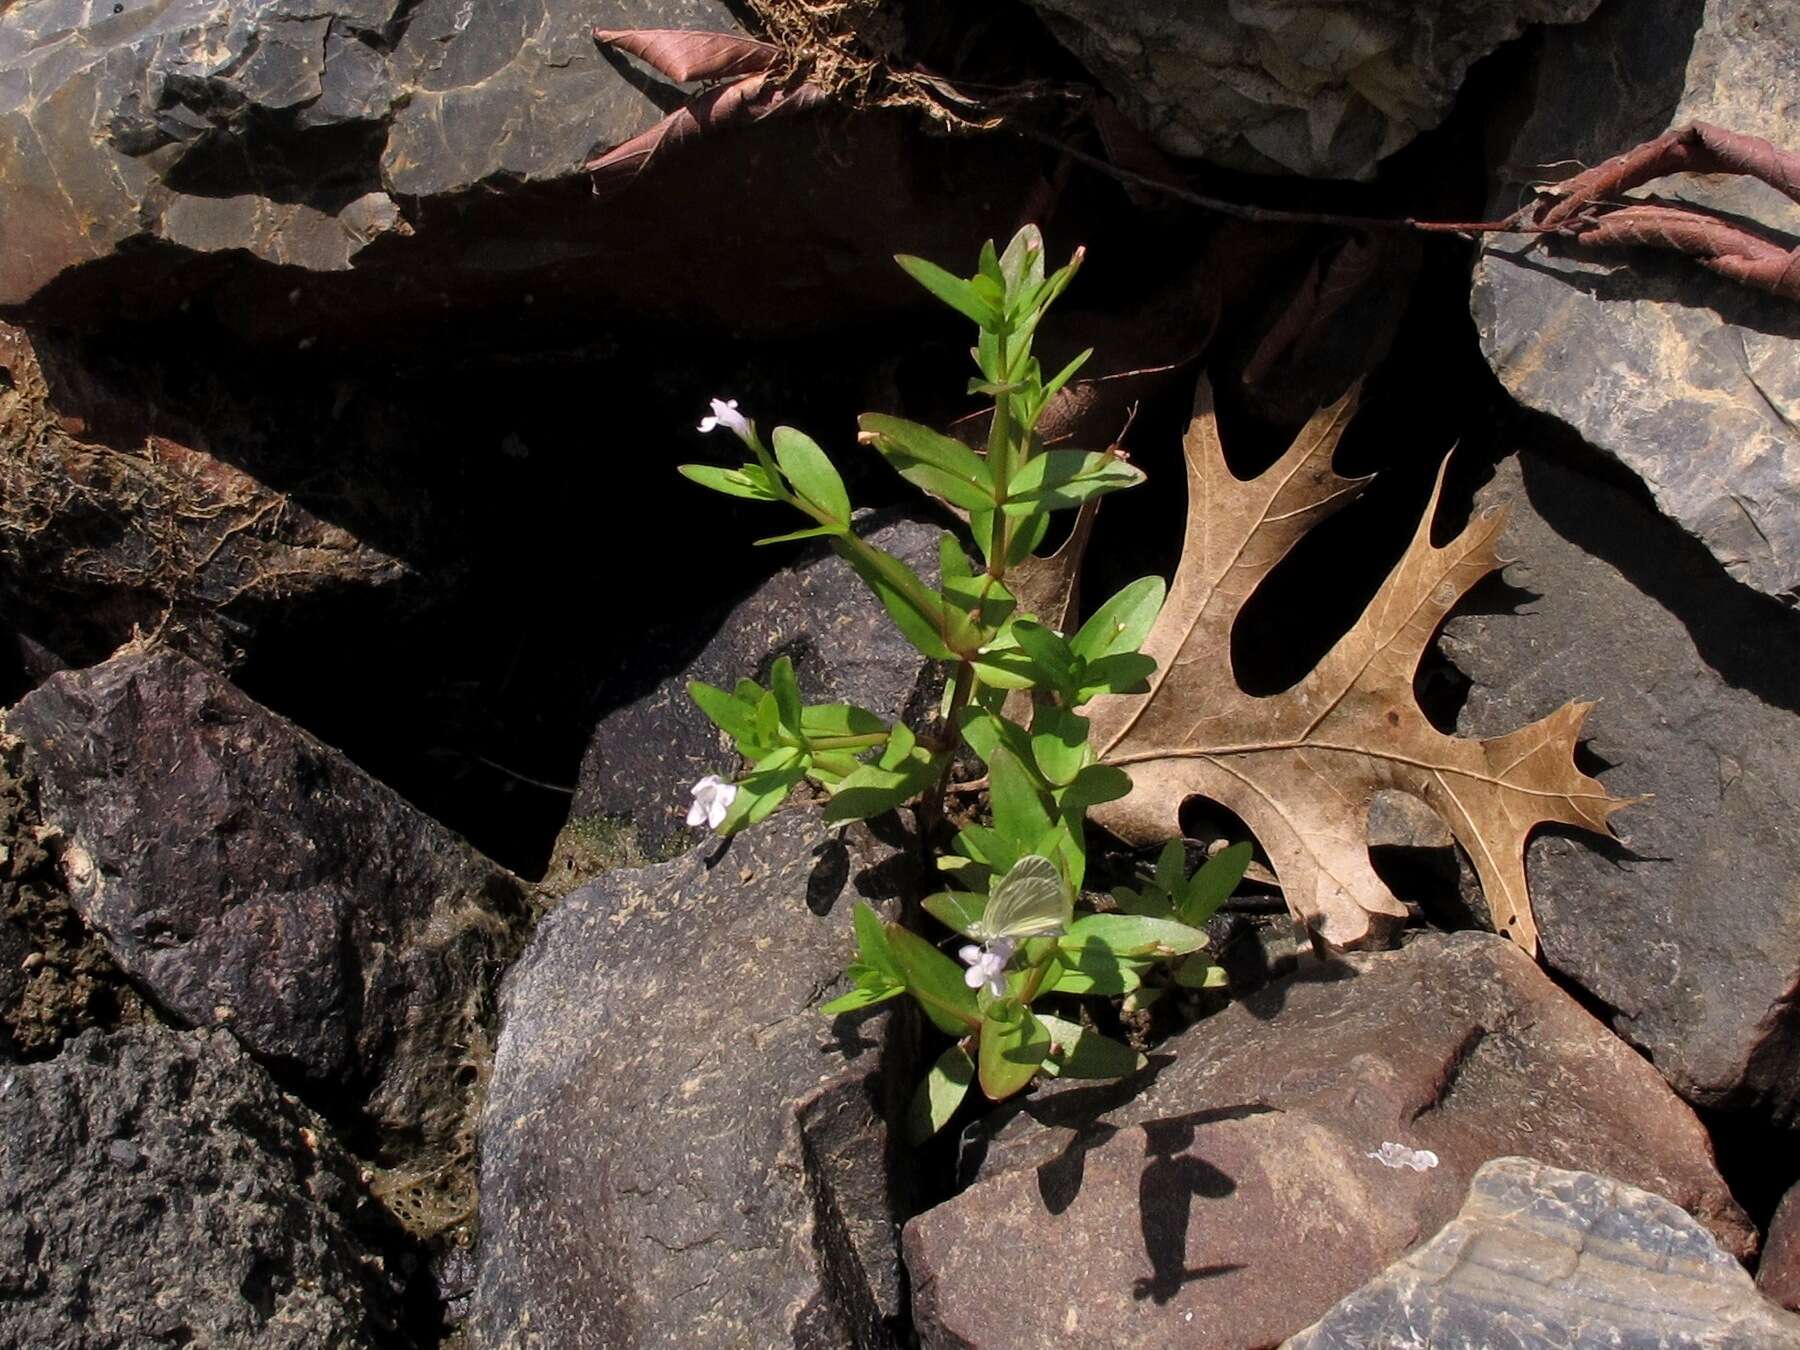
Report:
1084,377,1634,952
592,28,782,84
584,74,827,201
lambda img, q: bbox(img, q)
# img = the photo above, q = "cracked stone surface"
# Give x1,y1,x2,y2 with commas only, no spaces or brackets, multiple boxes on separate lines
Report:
902,931,1751,1350
1763,1182,1800,1312
472,807,916,1349
1473,0,1800,602
0,1023,412,1348
0,0,1032,343
1441,453,1800,1121
1287,1157,1800,1348
572,510,942,858
1020,0,1601,179
3,644,536,1173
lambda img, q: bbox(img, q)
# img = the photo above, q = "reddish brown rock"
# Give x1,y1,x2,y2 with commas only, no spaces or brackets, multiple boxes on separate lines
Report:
903,931,1752,1350
1764,1183,1800,1313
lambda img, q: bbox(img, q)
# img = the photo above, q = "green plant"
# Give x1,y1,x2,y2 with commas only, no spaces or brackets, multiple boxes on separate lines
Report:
681,226,1242,1136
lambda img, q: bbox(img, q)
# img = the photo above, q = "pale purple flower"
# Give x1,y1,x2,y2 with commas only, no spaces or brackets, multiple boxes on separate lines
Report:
697,398,751,441
958,937,1017,999
686,774,738,830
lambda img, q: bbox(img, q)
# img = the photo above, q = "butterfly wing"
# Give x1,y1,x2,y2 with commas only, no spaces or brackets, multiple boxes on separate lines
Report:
971,854,1072,943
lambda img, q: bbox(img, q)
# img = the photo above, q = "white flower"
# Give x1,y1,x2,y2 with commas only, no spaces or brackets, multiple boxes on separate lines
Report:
697,398,751,441
958,937,1017,999
686,774,738,830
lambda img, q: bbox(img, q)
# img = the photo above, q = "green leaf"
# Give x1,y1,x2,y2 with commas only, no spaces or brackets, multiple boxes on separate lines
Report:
886,923,981,1034
1062,913,1209,958
978,1004,1049,1101
1179,841,1253,928
1004,451,1145,515
822,753,934,824
1075,652,1158,703
879,720,917,770
754,524,846,546
1055,763,1132,815
977,238,1003,287
998,224,1042,302
1154,839,1186,899
769,656,804,739
1174,955,1229,990
772,426,851,525
1029,703,1090,787
1042,947,1144,995
678,462,782,501
906,1042,976,1143
1111,885,1174,920
1010,621,1077,699
968,645,1042,690
1040,348,1092,406
1071,576,1166,662
800,704,886,738
895,253,1002,329
836,542,957,661
688,680,757,742
820,983,904,1016
951,824,1019,873
987,748,1055,858
858,414,997,514
1037,1014,1146,1080
715,746,808,832
922,890,987,938
853,901,904,985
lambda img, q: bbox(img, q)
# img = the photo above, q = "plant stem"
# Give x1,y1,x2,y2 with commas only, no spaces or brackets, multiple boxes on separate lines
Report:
917,658,976,844
808,732,889,751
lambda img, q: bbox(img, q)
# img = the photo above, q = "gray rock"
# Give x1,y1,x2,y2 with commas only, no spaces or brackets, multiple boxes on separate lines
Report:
1440,452,1800,1121
3,645,536,1179
0,0,1033,343
0,1023,409,1348
573,511,942,856
903,931,1751,1350
1762,1182,1800,1312
473,807,916,1349
1022,0,1601,179
1286,1157,1800,1348
1472,0,1800,602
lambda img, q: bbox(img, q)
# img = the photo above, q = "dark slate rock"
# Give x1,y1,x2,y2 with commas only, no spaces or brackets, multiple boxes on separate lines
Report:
1440,452,1800,1121
903,931,1751,1350
1760,1182,1800,1312
3,645,535,1172
473,807,916,1349
1472,0,1800,602
573,511,941,856
1287,1157,1800,1348
1021,0,1600,178
0,0,1034,345
0,1023,411,1348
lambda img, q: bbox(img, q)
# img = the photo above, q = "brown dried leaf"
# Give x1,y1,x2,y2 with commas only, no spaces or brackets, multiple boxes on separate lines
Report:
584,75,826,200
592,28,782,83
1086,378,1633,952
1539,121,1800,229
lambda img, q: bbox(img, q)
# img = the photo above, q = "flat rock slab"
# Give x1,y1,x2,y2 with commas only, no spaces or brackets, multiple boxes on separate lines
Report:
574,512,940,856
0,0,1031,343
0,1024,407,1347
903,931,1751,1350
1287,1157,1800,1348
1441,453,1800,1121
3,645,535,1170
1472,0,1800,602
473,808,915,1348
1022,0,1600,178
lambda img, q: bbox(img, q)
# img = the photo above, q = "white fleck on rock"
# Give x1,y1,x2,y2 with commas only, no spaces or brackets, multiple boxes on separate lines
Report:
1367,1141,1439,1172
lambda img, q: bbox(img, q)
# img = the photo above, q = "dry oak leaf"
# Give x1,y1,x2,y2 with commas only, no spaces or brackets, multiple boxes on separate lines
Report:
1085,377,1633,953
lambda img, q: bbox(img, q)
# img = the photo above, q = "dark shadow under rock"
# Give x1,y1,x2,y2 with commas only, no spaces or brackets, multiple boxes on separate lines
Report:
903,931,1750,1350
473,807,918,1349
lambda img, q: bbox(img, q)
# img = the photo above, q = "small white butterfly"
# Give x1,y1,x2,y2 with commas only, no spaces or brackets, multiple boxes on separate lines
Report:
967,854,1072,945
